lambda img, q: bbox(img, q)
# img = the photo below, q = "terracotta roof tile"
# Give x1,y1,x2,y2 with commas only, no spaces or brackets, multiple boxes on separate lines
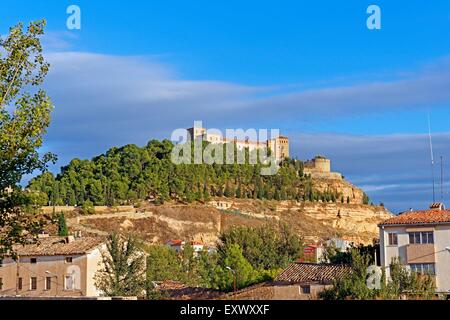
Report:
379,209,450,226
155,280,222,300
275,263,351,284
12,236,104,256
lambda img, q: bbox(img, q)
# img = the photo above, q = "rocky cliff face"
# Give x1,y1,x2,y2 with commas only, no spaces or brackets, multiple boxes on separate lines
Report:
274,201,392,244
312,177,365,204
71,199,392,246
210,199,392,244
66,177,392,246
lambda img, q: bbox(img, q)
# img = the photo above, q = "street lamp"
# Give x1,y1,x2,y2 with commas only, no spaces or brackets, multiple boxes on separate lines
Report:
45,271,58,296
445,247,450,252
225,266,237,299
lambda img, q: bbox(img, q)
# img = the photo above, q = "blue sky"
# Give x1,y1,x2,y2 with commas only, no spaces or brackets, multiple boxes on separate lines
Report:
2,1,450,212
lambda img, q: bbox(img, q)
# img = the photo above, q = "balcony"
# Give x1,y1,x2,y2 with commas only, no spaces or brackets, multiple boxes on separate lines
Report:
406,244,435,264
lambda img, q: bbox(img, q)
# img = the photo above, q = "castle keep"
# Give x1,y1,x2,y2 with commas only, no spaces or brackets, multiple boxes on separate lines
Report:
304,156,342,180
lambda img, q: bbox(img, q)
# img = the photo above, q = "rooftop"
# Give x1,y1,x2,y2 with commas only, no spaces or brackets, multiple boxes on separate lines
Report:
154,280,222,300
11,236,104,257
275,262,351,284
379,209,450,226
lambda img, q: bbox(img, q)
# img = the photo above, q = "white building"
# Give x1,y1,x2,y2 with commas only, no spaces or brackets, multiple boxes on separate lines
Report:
379,203,450,294
186,125,289,161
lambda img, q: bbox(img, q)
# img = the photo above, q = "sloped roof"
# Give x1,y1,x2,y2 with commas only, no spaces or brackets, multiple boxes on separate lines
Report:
379,209,450,226
12,236,104,256
275,263,351,284
155,280,222,300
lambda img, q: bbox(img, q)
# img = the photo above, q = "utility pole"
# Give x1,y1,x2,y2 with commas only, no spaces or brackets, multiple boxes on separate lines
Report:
226,266,237,300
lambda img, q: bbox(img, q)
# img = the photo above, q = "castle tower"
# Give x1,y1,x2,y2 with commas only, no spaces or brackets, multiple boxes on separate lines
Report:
268,136,289,160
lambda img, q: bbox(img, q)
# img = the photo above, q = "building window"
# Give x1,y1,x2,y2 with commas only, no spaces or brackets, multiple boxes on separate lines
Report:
65,275,74,290
300,285,311,294
30,258,37,264
45,277,52,290
410,263,436,275
65,257,73,263
388,233,398,245
408,232,434,244
422,232,434,244
30,277,37,290
18,278,22,290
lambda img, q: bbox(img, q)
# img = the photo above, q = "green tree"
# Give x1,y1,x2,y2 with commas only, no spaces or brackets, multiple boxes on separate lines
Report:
362,192,370,205
0,20,55,256
218,223,303,271
215,244,258,291
57,212,68,236
95,234,146,297
146,245,182,282
81,199,95,214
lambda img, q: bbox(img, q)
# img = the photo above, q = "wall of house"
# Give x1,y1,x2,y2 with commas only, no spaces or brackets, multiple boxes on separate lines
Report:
85,245,106,296
380,224,450,293
0,254,88,297
435,225,450,292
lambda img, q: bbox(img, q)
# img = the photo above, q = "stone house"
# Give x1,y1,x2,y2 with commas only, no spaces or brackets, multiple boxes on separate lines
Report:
0,235,106,297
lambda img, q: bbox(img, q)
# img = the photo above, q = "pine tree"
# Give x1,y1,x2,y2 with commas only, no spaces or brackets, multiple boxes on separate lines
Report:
224,183,233,198
95,234,146,297
235,184,242,198
58,212,68,236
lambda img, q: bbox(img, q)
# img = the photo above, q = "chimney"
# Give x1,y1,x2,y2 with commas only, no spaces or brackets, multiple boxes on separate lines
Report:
74,230,82,238
65,235,75,243
429,203,445,210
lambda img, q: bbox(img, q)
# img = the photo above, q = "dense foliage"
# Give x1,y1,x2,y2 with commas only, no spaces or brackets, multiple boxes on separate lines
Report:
145,223,303,295
320,250,436,300
28,140,342,207
95,233,146,297
0,20,55,255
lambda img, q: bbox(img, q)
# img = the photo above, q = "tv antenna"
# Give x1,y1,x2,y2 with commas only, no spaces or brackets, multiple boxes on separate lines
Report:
440,155,444,203
428,114,436,203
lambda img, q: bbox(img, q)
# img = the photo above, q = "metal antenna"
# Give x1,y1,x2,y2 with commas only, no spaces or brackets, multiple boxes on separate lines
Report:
441,155,444,203
428,114,436,203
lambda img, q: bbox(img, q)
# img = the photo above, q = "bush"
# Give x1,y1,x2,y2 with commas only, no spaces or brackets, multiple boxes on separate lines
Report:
81,200,95,214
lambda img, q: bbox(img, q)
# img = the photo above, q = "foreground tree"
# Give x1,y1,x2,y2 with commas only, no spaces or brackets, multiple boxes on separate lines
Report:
0,20,55,256
95,233,146,297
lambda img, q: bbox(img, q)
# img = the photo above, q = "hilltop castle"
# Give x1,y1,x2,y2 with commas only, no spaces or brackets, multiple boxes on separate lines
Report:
187,126,289,161
304,156,342,180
